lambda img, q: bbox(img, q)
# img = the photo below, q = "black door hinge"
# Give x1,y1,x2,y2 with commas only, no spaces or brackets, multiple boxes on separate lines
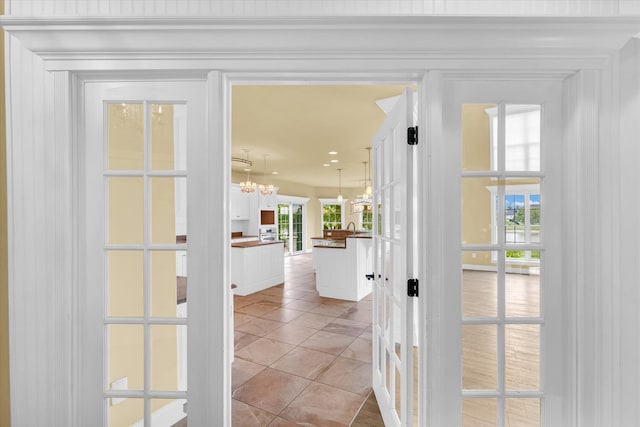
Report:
407,126,418,145
408,278,419,297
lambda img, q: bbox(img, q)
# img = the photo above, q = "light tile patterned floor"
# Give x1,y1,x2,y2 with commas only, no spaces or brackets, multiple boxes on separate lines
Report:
232,253,374,427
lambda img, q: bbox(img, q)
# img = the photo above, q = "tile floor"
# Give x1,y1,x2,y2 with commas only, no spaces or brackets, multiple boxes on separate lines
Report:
232,253,375,427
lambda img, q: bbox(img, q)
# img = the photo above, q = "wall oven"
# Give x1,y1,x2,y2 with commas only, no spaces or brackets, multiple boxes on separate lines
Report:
259,227,277,242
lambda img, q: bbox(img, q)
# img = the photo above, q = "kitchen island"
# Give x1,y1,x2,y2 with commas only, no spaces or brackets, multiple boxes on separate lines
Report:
231,240,284,296
312,232,372,301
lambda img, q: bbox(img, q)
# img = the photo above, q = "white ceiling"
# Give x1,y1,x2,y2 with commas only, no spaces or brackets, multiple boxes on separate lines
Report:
231,85,410,189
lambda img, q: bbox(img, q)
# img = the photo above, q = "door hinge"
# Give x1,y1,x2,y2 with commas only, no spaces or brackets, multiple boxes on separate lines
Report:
407,126,418,145
408,278,419,297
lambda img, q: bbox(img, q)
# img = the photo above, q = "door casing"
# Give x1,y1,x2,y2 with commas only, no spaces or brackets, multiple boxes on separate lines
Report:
1,16,631,427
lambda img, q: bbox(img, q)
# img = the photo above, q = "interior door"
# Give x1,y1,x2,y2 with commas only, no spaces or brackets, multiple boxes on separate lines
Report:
81,80,210,426
372,87,418,426
435,78,566,426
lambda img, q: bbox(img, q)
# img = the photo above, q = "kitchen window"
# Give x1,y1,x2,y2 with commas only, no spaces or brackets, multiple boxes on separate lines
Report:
359,203,373,231
319,198,346,230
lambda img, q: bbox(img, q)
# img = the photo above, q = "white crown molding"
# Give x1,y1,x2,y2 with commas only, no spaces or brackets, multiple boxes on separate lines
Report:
1,16,640,64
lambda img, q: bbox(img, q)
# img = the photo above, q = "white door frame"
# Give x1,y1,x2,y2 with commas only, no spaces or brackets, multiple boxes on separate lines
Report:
2,16,637,427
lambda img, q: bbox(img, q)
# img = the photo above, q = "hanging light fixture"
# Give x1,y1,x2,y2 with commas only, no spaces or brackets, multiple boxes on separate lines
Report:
365,147,372,199
259,154,274,196
239,149,257,193
337,168,343,202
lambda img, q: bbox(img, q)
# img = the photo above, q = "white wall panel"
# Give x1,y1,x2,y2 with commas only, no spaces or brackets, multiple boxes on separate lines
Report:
6,35,73,426
6,0,639,16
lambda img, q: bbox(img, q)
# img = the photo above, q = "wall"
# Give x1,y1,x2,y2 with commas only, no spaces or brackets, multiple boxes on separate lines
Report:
0,0,10,424
6,0,638,16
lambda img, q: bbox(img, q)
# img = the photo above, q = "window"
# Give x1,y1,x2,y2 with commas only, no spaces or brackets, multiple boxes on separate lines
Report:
488,184,541,263
319,198,346,230
486,105,540,172
359,203,373,231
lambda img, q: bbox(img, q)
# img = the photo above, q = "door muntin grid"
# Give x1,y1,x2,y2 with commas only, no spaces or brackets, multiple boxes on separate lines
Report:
372,87,416,427
461,103,543,427
104,102,188,427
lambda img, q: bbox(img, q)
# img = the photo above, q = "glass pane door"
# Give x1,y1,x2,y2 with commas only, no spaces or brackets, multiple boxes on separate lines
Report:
439,79,564,425
105,102,188,427
84,80,206,426
277,202,305,255
371,87,418,426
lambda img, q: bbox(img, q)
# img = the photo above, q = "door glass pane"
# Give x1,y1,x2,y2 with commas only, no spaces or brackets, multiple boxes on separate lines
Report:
505,398,540,427
151,399,187,427
151,325,187,391
505,325,540,390
108,324,144,390
108,397,144,427
462,104,496,172
107,177,144,244
505,105,541,172
151,251,186,318
462,177,494,245
394,365,402,420
277,204,290,253
462,251,498,318
505,272,540,318
463,398,497,427
292,204,303,252
151,104,187,171
462,325,497,390
107,103,144,170
107,251,143,318
150,177,187,245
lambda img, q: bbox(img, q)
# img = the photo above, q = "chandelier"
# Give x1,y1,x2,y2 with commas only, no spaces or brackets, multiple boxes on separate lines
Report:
239,149,257,193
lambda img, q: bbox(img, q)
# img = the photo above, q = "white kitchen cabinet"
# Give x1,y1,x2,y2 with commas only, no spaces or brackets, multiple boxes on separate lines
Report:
230,184,250,220
259,188,278,210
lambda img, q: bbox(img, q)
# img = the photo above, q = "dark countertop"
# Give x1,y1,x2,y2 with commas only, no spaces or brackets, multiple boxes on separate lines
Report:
231,240,284,248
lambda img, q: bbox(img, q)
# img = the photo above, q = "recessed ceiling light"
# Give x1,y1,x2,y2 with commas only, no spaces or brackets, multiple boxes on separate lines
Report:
271,171,279,175
330,159,339,163
323,163,331,167
328,151,338,155
244,168,251,172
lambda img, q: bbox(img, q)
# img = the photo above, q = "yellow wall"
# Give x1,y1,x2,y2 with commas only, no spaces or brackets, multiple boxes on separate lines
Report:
107,104,179,426
461,104,495,267
0,0,11,422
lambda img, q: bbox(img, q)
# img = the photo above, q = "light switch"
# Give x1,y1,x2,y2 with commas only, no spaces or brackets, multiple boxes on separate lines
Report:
110,376,128,405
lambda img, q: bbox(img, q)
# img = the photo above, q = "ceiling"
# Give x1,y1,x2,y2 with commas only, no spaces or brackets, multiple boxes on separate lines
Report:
231,85,410,189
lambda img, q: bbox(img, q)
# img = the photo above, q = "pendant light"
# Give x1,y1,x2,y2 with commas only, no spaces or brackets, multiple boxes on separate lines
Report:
239,149,257,193
259,154,274,196
337,168,343,202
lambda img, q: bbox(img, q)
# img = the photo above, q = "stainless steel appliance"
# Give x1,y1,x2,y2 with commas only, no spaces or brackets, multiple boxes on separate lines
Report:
259,226,277,242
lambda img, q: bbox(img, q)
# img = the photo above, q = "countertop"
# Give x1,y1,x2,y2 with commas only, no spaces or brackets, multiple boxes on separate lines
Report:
231,240,284,248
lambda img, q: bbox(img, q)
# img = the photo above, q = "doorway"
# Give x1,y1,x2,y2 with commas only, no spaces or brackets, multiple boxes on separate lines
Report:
229,82,420,425
277,200,305,255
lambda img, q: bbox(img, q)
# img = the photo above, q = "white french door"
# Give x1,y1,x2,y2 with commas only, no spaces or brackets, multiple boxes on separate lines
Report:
432,78,567,426
80,79,219,426
371,87,419,427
